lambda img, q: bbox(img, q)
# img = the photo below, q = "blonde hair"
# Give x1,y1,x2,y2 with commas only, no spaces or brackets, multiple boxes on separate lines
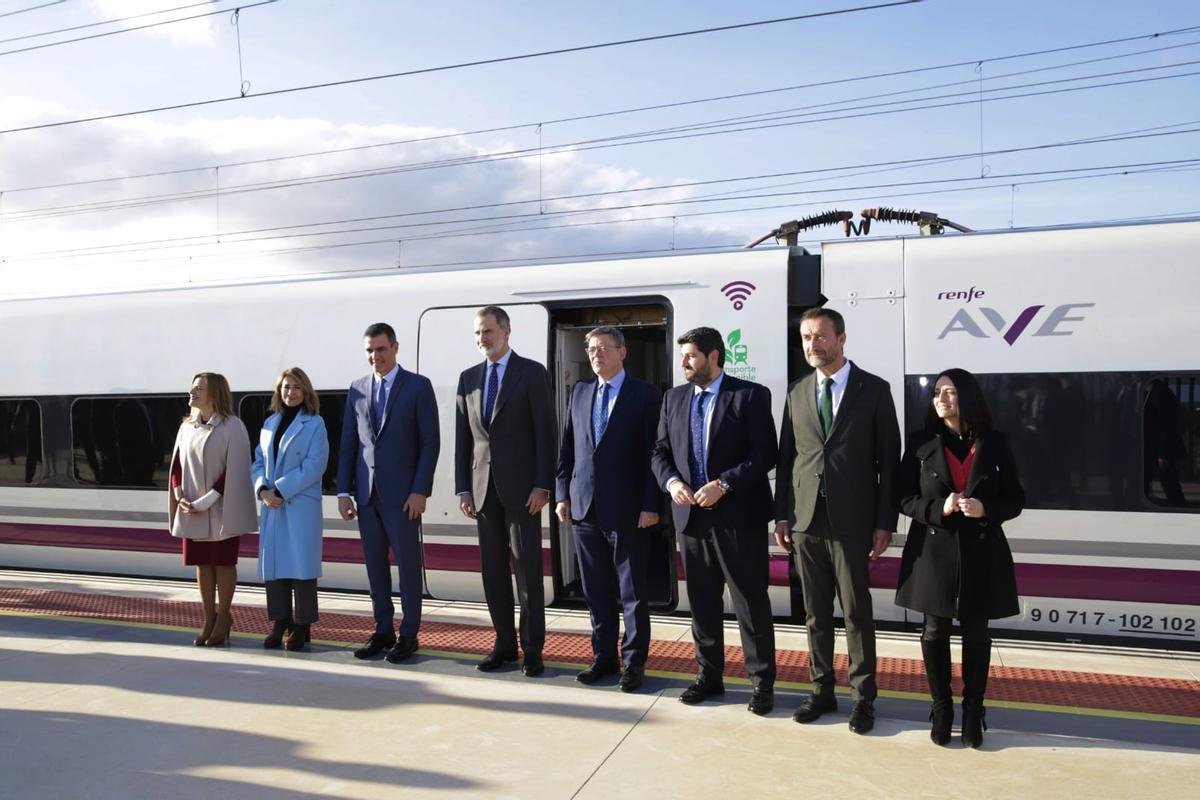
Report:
270,366,320,414
187,372,234,421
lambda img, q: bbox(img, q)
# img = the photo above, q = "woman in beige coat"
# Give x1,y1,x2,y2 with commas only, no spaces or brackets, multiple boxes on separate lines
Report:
169,373,258,646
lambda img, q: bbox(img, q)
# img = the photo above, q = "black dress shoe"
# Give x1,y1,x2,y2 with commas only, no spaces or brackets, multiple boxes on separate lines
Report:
522,654,545,677
385,635,419,664
848,698,876,735
748,686,775,716
576,658,620,684
353,633,396,660
791,691,837,723
679,678,725,705
477,649,519,672
618,666,644,693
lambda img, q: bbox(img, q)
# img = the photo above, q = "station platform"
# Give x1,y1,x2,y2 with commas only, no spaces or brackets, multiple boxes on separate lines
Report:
1,568,1198,799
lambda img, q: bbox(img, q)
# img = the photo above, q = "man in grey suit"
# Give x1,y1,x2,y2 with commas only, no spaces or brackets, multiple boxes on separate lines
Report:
774,307,900,734
455,306,556,677
337,322,440,664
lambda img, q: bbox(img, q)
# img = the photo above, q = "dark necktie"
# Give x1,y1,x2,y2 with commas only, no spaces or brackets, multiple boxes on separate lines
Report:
373,376,388,434
819,377,834,437
593,382,611,443
689,390,709,486
483,362,499,430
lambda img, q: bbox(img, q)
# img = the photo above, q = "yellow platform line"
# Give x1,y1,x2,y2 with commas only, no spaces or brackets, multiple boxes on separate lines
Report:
4,609,1197,727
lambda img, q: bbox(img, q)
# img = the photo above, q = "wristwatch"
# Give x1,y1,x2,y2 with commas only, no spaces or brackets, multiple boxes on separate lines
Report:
718,478,731,493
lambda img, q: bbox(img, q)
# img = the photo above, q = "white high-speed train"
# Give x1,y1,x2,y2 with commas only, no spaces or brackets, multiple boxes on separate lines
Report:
2,218,1197,649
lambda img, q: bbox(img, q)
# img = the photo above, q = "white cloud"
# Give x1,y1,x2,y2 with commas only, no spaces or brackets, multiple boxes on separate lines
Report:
0,100,737,295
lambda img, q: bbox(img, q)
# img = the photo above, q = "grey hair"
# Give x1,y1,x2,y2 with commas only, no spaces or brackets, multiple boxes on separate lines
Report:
585,325,625,348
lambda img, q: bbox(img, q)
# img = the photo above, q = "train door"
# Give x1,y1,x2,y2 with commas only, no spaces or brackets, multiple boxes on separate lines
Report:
548,302,677,611
416,304,552,603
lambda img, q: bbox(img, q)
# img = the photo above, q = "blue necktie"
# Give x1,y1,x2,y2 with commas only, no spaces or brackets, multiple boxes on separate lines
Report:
689,390,709,486
483,362,499,430
373,376,388,434
593,382,611,444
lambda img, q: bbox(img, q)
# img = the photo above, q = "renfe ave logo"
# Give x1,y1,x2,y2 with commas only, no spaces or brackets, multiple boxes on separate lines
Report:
936,288,1095,345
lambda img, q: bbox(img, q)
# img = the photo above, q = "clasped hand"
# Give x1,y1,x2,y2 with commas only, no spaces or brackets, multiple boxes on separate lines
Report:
943,491,985,519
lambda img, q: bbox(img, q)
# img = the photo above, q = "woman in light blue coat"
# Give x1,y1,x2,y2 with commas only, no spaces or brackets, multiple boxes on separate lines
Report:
251,367,329,651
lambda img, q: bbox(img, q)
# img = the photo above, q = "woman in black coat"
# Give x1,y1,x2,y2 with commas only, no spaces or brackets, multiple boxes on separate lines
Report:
895,368,1024,748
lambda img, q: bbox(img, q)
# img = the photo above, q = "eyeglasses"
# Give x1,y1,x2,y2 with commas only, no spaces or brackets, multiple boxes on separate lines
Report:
586,345,618,355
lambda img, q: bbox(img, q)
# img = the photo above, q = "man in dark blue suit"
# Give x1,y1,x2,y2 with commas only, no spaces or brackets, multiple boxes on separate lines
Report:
337,322,440,663
555,326,661,692
651,326,778,715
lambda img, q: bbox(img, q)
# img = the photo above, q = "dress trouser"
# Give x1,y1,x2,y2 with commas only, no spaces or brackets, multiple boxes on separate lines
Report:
680,514,776,689
265,579,318,625
572,509,650,668
477,480,545,655
793,496,877,700
357,495,423,638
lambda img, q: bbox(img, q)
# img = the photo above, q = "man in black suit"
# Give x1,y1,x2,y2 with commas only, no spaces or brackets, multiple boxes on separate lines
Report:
651,326,778,715
555,326,661,692
455,306,556,677
774,306,901,734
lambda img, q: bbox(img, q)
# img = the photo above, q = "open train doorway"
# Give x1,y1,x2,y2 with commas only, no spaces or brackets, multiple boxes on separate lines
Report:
549,301,676,612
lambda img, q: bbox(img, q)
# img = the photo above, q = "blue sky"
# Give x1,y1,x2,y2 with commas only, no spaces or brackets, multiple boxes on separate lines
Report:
2,0,1197,292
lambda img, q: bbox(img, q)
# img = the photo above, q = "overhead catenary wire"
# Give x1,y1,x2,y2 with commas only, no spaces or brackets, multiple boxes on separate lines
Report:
0,0,65,21
0,1,924,135
9,114,1199,249
6,23,1200,196
7,71,1200,225
0,0,278,58
0,0,239,46
12,156,1199,263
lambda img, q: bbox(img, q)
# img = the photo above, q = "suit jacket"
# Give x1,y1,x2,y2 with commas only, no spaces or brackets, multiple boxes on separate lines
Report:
555,374,661,531
895,429,1023,619
335,366,440,509
251,411,329,580
775,362,901,538
651,373,777,535
455,351,555,510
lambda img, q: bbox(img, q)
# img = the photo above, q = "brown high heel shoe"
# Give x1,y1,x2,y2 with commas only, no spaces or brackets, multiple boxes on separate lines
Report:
203,612,233,647
194,613,217,647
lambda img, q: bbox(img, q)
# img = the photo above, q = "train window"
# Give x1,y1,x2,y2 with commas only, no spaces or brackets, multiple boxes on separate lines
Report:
0,399,45,486
238,391,347,495
904,372,1198,514
1143,375,1197,509
70,397,186,488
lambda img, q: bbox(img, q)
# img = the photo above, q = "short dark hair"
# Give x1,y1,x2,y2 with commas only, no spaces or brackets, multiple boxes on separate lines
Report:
585,325,625,348
924,367,993,437
800,306,845,336
476,305,510,329
677,326,725,368
363,322,397,343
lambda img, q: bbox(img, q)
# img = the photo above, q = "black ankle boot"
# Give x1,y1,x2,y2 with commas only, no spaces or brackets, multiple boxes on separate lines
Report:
264,617,293,649
920,638,953,746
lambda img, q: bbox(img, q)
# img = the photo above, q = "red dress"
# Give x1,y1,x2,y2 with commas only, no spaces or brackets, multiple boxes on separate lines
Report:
172,460,241,566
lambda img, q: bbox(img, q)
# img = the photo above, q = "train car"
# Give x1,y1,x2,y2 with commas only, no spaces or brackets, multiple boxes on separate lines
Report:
1,217,1196,649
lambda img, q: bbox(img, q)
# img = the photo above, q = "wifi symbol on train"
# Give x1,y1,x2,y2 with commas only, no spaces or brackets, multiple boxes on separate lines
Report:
721,280,756,310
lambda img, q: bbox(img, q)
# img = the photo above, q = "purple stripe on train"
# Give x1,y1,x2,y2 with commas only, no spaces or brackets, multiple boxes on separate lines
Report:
1,520,1195,606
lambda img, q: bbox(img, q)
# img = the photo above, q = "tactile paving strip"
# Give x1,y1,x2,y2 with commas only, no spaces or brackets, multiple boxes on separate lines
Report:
2,586,1197,719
